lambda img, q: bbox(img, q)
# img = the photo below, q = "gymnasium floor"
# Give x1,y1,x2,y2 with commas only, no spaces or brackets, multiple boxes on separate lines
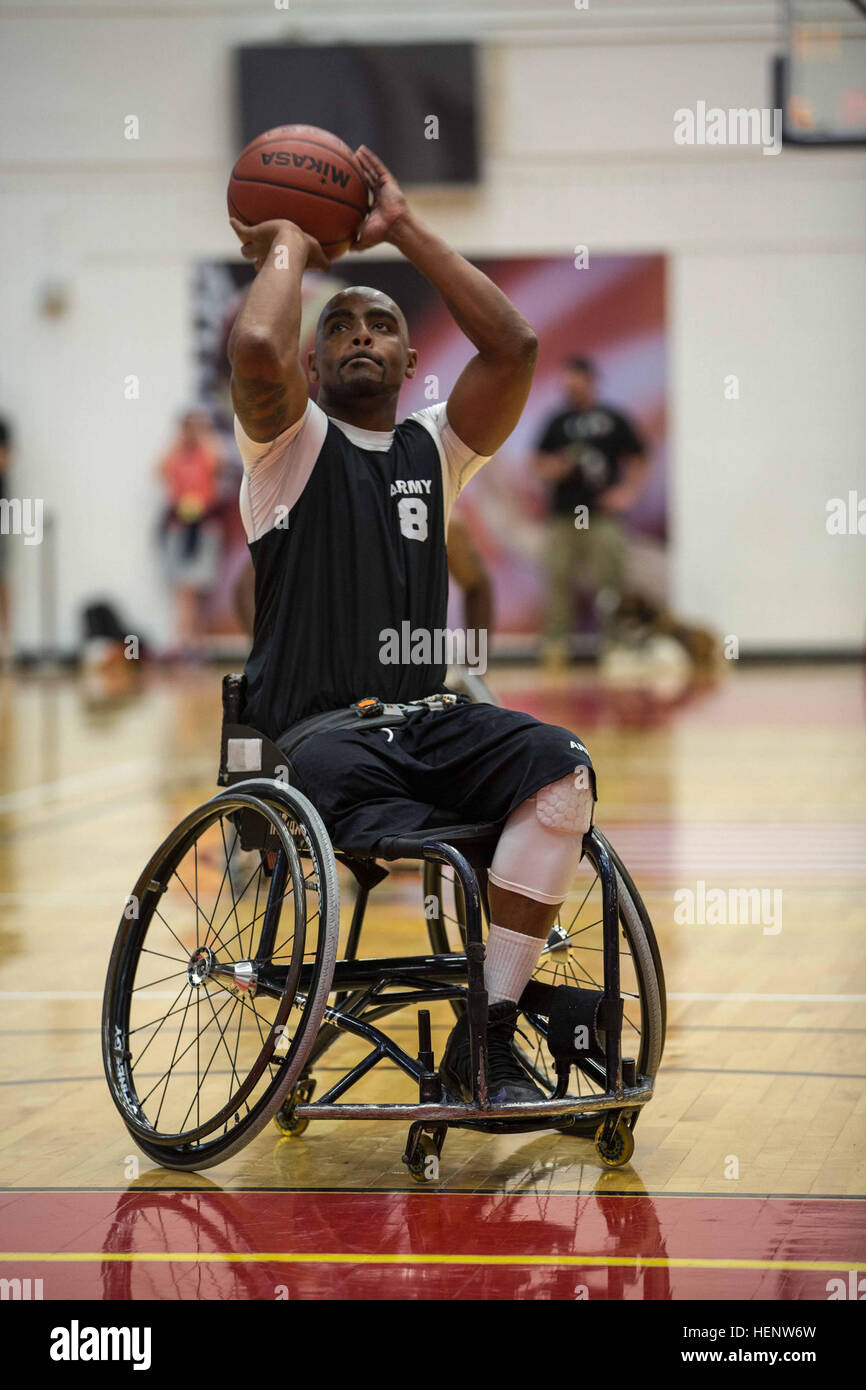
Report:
0,661,863,1300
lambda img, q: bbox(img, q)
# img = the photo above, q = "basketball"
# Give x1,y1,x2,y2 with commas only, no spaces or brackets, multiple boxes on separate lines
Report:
227,124,368,258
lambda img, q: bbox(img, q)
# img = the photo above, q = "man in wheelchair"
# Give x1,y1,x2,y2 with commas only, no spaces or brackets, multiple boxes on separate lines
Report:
228,145,597,1107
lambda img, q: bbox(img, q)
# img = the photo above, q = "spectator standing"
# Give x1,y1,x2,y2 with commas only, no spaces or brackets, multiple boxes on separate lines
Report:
533,357,648,663
158,409,224,658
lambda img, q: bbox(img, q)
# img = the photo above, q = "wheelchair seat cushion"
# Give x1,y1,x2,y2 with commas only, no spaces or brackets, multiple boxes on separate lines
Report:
358,818,503,863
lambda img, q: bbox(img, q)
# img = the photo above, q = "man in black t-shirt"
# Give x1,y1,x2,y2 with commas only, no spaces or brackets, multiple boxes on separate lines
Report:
534,357,647,660
228,147,599,1105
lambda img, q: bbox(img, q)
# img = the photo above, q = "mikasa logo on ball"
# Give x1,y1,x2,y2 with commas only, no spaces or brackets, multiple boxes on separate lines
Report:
260,151,352,188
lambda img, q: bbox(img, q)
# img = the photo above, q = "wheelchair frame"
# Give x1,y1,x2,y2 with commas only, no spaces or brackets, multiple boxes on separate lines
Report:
210,676,663,1175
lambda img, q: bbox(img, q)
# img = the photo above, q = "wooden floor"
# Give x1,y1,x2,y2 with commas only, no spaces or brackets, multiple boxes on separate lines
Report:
0,661,864,1298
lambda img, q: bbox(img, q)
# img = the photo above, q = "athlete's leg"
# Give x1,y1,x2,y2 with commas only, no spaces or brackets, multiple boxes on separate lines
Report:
485,774,594,1003
288,722,436,851
429,707,596,1103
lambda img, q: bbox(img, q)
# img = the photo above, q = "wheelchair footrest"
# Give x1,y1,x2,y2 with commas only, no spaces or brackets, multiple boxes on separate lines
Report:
295,1084,653,1124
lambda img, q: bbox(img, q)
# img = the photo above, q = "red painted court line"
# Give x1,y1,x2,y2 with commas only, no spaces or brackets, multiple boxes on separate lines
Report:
1,1192,863,1257
2,1192,863,1301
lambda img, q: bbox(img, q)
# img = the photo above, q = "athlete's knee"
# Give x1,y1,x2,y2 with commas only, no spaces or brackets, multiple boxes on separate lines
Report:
488,775,594,907
536,772,594,835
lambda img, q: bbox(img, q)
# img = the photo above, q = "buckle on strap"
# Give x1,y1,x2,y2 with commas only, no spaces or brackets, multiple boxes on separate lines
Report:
352,697,385,718
408,693,460,712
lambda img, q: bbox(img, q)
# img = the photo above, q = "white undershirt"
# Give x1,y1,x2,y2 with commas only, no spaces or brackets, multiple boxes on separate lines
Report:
235,399,491,544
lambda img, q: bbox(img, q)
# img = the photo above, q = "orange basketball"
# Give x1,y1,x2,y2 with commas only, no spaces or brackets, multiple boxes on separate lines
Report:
228,124,368,259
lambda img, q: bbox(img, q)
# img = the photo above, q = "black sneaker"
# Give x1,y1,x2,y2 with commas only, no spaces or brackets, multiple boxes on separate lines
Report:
439,1000,547,1106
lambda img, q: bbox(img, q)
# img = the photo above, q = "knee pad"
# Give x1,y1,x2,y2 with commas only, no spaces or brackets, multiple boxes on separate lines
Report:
536,773,594,834
488,775,594,907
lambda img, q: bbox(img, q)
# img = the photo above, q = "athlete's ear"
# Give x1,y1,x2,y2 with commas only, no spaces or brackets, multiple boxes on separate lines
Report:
404,347,418,380
307,348,319,383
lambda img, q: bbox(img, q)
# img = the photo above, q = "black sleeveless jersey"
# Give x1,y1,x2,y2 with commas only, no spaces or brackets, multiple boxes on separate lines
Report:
242,415,449,739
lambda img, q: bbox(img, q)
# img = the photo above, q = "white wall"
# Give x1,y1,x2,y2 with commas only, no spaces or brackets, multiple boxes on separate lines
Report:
1,0,864,651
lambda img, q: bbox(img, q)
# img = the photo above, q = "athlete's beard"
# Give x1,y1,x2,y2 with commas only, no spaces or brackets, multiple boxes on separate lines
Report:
321,374,396,403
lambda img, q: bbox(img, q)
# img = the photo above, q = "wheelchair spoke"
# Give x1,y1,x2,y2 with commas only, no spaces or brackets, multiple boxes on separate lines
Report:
204,973,285,1039
176,996,244,1133
140,947,189,966
560,915,603,938
211,862,287,962
194,839,201,949
151,906,193,960
273,907,305,960
128,982,195,1071
249,856,263,960
151,985,197,1130
196,984,200,1133
189,997,244,1099
138,986,239,1114
168,866,236,962
564,955,593,990
131,967,189,993
217,817,246,953
180,819,239,955
565,873,598,926
199,983,247,1114
218,879,297,963
130,990,201,1042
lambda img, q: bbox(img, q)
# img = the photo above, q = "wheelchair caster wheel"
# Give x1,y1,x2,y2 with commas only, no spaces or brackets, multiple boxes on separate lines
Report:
274,1108,309,1138
406,1133,440,1184
595,1118,634,1168
274,1078,315,1138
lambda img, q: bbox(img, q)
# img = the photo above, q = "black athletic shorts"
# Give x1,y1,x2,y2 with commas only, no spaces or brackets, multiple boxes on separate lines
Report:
289,701,596,851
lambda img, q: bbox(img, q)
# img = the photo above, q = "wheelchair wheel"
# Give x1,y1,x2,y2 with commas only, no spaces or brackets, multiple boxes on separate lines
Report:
102,782,339,1169
423,830,664,1134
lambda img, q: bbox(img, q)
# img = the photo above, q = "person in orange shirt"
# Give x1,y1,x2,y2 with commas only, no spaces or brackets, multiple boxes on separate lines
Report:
158,409,224,657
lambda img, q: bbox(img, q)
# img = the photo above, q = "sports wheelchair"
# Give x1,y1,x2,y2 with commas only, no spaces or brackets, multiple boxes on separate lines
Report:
102,675,665,1179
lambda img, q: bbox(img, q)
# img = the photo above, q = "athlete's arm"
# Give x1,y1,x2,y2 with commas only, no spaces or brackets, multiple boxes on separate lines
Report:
228,218,329,444
354,147,538,457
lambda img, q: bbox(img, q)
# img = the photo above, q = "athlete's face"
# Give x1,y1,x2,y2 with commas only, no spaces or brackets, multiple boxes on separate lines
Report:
309,289,417,402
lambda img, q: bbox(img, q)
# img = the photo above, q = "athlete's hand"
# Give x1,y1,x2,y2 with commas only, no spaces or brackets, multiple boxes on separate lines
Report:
352,146,411,251
229,217,330,273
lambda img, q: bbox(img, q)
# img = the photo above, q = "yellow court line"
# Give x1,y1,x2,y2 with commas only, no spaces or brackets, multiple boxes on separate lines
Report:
1,1252,864,1273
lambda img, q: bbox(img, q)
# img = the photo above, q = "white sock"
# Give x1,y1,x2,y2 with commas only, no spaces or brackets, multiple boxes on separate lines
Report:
484,922,544,1006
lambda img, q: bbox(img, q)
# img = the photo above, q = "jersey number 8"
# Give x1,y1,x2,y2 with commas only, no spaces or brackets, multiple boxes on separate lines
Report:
397,497,428,542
